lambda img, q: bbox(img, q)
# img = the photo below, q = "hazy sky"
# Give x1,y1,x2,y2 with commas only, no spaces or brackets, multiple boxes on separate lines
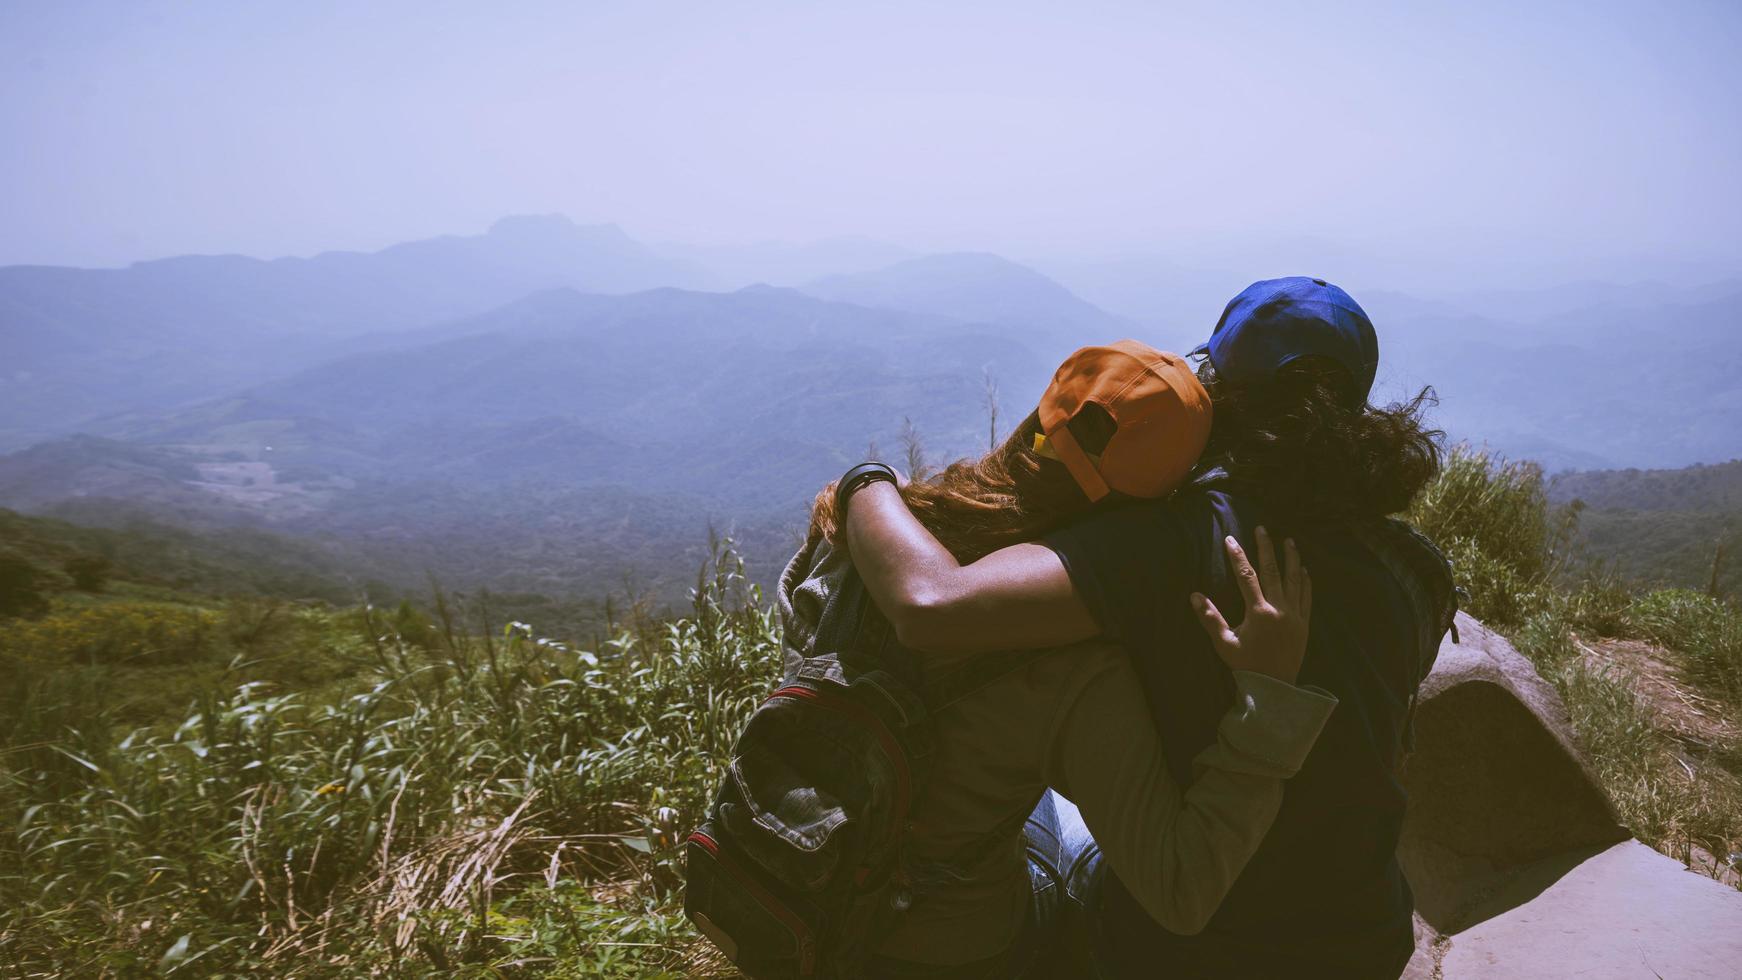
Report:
3,0,1739,287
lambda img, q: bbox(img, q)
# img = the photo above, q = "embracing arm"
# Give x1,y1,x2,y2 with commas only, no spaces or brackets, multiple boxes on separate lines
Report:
1052,664,1335,934
1052,530,1326,934
841,480,1097,653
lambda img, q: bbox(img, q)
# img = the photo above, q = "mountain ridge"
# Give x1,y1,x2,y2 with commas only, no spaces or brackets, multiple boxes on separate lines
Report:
0,215,704,448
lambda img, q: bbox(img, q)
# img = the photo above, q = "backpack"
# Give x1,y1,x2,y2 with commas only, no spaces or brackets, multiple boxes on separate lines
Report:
1346,517,1463,755
684,557,1043,979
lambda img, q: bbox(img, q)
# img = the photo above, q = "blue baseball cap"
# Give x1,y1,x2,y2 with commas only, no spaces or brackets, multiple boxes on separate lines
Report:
1190,277,1379,405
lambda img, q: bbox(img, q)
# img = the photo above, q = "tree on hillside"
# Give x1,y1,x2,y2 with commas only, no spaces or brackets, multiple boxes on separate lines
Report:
0,553,48,617
983,368,1001,452
899,416,931,481
64,555,113,593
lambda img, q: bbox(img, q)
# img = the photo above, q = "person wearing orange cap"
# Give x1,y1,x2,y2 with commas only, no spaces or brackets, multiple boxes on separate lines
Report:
786,340,1337,976
839,278,1450,979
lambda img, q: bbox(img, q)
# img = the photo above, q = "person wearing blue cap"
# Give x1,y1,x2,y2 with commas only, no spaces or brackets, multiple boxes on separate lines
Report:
839,276,1451,978
1195,276,1380,404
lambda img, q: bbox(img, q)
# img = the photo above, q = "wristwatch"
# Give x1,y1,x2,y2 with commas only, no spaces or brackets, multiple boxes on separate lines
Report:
835,462,899,519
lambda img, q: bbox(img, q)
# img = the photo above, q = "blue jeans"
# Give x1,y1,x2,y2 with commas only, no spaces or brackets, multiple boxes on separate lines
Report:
1024,789,1112,978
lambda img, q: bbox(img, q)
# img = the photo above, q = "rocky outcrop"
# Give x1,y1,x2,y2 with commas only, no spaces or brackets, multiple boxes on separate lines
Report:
1398,612,1742,979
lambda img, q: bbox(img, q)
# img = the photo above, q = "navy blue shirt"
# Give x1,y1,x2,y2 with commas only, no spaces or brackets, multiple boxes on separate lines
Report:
1043,485,1427,977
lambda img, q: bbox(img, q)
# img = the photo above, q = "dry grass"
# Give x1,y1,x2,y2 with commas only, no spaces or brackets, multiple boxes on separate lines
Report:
1572,636,1742,886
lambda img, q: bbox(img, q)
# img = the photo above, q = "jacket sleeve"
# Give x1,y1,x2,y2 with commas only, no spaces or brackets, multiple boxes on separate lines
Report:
1047,662,1336,935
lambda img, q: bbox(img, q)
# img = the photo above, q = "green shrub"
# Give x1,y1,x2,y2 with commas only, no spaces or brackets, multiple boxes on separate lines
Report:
63,554,113,592
0,551,48,618
1562,568,1636,637
1512,603,1582,670
1409,446,1552,578
1407,445,1569,628
0,601,219,667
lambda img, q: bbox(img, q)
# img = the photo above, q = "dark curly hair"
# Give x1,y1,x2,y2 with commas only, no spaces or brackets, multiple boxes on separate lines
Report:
1195,357,1443,522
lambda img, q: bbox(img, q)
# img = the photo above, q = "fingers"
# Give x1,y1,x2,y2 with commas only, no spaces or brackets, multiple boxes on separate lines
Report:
1254,526,1282,604
1224,535,1263,609
1282,536,1302,609
1192,592,1238,653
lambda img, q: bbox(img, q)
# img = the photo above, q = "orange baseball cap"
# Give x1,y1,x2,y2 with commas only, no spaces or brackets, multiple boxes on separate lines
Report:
1036,340,1212,502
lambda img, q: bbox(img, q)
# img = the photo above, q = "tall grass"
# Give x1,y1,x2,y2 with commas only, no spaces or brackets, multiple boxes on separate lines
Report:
1407,445,1565,631
0,542,779,976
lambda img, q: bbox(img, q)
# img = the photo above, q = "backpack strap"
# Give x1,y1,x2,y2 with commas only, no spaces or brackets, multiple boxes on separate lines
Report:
1347,518,1460,757
1348,520,1456,663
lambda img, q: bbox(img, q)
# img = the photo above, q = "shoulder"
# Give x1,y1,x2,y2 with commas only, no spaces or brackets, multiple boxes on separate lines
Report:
778,535,851,632
1046,495,1192,555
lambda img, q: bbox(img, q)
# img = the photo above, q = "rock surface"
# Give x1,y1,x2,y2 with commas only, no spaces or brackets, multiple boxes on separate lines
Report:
1398,612,1742,978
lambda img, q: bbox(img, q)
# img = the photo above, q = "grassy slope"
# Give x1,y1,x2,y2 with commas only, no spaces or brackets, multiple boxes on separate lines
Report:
0,540,772,977
2,449,1739,976
0,503,622,651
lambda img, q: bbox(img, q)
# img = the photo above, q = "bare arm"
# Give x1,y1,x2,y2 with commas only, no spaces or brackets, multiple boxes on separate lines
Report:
841,480,1097,653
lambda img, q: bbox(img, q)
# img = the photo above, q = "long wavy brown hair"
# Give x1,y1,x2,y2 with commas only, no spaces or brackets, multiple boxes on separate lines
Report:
808,410,1093,564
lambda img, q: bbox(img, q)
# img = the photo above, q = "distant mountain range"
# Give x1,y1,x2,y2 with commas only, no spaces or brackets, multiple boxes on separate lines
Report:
0,271,1097,599
1,214,1738,600
0,215,702,448
803,251,1134,338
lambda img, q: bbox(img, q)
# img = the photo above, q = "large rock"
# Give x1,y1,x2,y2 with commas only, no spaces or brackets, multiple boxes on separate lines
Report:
1397,612,1742,978
1399,614,1630,927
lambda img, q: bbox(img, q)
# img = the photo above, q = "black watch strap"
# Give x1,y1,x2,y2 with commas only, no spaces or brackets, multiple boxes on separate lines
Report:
836,461,899,518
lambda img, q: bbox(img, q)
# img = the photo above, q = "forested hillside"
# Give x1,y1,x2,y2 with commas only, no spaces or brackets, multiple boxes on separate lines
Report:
1551,461,1742,599
0,508,358,605
0,507,614,646
1552,460,1742,512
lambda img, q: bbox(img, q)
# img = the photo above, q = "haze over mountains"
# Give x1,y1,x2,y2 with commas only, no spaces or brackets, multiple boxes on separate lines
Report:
1,214,1737,600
